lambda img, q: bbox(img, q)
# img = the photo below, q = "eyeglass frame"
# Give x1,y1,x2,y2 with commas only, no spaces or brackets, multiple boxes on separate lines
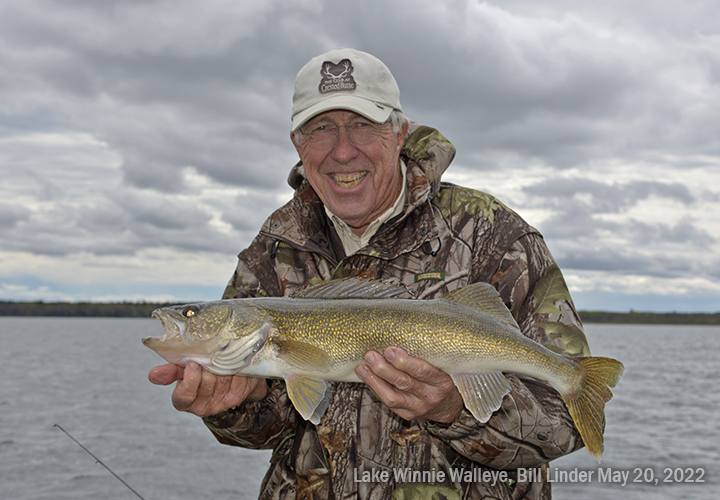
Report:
295,118,392,148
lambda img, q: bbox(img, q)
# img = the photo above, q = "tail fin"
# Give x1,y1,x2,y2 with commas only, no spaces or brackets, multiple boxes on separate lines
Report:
562,356,625,463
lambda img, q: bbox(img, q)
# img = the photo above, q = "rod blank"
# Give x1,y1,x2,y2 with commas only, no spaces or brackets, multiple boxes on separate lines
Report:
54,423,147,500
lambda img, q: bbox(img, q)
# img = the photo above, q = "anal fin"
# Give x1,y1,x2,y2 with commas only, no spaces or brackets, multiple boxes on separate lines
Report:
450,372,512,423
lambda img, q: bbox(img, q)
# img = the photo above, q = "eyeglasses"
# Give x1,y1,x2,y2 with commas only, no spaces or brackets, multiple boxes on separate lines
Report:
297,120,390,148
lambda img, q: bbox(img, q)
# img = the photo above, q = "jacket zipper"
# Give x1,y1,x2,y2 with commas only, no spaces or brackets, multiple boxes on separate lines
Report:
260,231,339,266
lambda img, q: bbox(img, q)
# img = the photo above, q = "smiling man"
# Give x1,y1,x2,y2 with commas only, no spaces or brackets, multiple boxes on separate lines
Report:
149,48,592,500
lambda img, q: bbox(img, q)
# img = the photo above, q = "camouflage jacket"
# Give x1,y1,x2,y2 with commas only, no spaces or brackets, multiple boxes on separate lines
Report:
204,123,591,500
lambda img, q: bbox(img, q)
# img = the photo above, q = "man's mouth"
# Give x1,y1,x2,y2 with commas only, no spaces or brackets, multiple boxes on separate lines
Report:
331,171,367,189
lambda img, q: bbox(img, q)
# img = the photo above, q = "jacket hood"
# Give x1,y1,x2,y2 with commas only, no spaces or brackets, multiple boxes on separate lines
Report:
286,121,456,201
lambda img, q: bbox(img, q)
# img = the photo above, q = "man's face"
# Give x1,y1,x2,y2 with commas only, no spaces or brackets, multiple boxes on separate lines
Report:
292,110,408,236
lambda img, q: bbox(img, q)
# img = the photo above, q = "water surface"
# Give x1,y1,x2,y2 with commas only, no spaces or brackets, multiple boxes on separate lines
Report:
1,319,717,499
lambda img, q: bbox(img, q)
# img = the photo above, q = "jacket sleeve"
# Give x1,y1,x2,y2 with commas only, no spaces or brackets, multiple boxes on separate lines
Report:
427,233,589,469
204,379,297,450
202,241,298,449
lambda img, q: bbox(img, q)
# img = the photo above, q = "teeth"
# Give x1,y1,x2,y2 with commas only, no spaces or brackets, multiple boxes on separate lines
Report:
332,171,366,188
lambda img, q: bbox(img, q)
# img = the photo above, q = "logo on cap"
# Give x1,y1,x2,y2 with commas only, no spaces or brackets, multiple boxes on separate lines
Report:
319,59,357,94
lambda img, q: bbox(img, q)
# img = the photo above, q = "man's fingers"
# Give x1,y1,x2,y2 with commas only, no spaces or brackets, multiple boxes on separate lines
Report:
363,350,417,392
228,376,267,406
383,347,447,386
205,372,237,415
149,362,268,418
363,348,450,394
356,348,463,422
148,363,184,386
172,362,206,412
357,351,429,416
356,360,414,417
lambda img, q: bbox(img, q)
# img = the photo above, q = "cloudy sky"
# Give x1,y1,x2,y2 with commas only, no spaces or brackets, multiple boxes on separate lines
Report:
1,0,718,312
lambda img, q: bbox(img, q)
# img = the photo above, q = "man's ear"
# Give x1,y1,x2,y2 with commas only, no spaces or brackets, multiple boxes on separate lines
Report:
397,119,410,151
290,131,302,155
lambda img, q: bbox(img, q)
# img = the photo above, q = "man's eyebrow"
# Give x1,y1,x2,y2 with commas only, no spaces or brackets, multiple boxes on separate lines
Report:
305,118,333,127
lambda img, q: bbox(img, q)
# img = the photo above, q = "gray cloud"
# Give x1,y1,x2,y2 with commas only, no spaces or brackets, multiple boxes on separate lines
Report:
0,0,718,306
625,218,715,248
522,178,714,258
524,178,695,213
0,203,31,229
111,191,211,231
5,0,718,189
554,245,699,279
221,191,281,233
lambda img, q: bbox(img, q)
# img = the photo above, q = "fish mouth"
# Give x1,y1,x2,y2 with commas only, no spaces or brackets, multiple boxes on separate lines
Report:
143,309,185,347
331,171,367,189
144,309,212,367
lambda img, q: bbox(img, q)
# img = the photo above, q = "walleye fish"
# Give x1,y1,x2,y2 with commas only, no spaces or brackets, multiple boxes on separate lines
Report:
144,278,623,462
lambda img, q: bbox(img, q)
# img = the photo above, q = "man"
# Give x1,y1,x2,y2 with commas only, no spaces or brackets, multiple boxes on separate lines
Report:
149,48,591,499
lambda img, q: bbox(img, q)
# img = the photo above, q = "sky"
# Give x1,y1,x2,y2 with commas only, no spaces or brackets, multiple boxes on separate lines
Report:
1,0,719,312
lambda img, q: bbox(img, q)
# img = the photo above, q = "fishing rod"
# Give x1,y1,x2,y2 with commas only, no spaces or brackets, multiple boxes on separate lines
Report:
54,423,147,500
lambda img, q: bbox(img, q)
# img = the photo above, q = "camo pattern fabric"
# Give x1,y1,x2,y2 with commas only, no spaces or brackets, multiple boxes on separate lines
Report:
204,122,591,500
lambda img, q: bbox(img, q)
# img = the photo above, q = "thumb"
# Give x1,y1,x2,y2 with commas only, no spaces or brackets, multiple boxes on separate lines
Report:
148,363,184,385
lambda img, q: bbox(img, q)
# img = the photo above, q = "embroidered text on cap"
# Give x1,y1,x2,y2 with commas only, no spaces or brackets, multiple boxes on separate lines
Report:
319,59,357,94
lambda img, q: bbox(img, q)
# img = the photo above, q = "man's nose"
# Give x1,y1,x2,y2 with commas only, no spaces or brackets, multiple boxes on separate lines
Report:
331,126,359,163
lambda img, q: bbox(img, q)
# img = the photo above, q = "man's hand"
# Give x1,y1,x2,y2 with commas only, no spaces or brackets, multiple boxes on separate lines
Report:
148,362,268,418
355,347,464,423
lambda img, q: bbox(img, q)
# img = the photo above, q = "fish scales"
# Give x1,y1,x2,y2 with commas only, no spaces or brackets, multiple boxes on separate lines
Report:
258,298,514,368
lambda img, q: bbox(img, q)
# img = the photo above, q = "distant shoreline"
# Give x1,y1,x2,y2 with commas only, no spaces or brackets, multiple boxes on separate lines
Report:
0,301,176,318
578,310,720,325
1,301,719,324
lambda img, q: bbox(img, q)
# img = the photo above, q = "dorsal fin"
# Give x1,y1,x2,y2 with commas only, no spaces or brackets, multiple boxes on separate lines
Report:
441,282,519,330
291,278,408,299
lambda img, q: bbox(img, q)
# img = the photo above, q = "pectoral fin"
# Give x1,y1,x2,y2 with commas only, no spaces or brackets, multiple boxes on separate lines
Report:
274,340,333,372
450,372,512,423
284,375,332,425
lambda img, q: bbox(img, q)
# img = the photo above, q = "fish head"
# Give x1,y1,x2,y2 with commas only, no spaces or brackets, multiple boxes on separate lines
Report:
143,300,270,375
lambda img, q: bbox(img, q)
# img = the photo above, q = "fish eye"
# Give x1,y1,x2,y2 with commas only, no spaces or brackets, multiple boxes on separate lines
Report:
182,305,200,318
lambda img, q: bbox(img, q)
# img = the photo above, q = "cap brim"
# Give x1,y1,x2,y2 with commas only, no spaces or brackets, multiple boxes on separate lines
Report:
292,95,394,130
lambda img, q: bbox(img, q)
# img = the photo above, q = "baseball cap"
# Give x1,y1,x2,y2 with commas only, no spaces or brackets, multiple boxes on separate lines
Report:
291,48,403,130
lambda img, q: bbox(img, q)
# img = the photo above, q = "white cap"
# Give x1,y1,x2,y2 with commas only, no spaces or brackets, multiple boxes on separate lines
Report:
291,48,403,130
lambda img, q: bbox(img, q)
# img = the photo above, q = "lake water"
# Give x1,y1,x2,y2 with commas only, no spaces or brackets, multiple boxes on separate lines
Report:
1,318,718,499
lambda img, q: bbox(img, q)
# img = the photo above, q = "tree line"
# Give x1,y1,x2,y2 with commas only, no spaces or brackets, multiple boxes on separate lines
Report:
0,301,177,318
1,300,719,324
578,310,720,325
